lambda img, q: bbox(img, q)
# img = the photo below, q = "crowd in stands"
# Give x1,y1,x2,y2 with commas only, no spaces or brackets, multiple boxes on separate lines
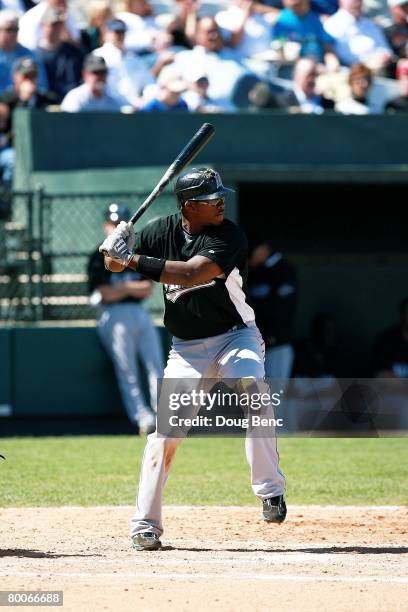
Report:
0,0,406,203
0,0,405,116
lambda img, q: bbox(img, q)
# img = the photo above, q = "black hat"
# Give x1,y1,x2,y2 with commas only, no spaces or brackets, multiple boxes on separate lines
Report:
84,54,108,73
106,18,127,32
13,56,38,76
174,168,234,205
104,203,130,224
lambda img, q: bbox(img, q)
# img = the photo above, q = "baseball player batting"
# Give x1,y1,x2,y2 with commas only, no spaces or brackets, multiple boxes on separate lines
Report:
99,168,286,551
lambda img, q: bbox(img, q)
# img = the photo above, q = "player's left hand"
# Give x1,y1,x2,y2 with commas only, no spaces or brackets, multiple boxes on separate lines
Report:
99,233,133,266
115,221,135,251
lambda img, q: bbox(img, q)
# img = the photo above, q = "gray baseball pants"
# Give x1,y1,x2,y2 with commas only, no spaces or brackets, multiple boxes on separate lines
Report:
131,322,286,537
97,302,163,425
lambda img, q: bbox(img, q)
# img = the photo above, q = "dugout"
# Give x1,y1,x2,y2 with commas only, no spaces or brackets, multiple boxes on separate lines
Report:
1,109,407,417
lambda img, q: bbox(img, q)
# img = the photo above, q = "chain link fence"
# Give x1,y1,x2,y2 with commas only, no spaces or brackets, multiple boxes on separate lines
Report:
0,189,173,323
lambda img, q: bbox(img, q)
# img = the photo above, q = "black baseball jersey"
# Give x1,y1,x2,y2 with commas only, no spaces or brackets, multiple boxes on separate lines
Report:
134,213,255,340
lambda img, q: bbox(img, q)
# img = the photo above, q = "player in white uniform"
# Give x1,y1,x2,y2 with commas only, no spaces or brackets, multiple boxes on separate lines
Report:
100,168,287,550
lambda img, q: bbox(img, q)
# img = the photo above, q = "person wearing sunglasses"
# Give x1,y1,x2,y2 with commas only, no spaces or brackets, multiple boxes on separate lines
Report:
100,167,287,551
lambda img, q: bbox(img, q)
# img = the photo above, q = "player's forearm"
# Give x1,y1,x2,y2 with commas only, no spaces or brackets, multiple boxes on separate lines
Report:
128,255,214,286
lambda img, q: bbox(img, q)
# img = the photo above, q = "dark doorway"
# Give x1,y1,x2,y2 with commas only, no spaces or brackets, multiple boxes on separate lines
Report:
239,182,408,254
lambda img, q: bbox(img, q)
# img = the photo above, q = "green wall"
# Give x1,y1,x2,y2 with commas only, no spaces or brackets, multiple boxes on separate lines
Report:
14,110,408,182
0,329,12,415
0,326,171,417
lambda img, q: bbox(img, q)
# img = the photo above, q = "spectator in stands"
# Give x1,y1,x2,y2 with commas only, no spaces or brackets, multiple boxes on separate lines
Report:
336,62,382,113
36,7,84,103
115,0,172,53
171,16,256,110
215,0,275,59
324,0,393,73
93,18,154,107
386,58,408,111
0,101,13,211
182,67,222,111
61,54,127,112
80,0,113,53
165,0,199,50
272,0,339,68
275,57,336,111
292,313,347,378
383,0,408,77
88,203,164,433
372,298,408,377
140,65,188,111
0,9,48,91
248,240,298,382
18,0,80,51
0,56,55,192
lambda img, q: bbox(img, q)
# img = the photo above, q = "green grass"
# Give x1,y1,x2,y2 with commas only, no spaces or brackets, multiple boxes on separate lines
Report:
0,437,407,507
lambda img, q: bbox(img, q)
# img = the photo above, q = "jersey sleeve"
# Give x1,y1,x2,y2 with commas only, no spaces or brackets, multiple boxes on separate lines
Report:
196,224,247,277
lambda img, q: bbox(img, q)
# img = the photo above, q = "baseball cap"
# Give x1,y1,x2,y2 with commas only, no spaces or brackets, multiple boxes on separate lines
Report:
175,168,235,203
12,56,38,76
84,54,108,73
106,18,127,32
104,203,130,224
396,59,408,78
158,66,188,94
42,7,66,24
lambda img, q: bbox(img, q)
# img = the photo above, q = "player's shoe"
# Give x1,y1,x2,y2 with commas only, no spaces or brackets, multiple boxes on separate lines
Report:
132,531,162,551
262,495,287,524
138,411,156,436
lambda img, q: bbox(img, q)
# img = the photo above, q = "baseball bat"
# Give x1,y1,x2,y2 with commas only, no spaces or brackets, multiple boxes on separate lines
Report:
129,122,215,226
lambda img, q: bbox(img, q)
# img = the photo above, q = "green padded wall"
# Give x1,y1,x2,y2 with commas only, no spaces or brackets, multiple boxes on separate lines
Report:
0,328,12,416
11,326,171,417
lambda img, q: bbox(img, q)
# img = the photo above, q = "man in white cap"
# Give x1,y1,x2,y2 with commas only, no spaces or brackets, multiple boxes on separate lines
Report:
140,65,188,111
93,18,154,107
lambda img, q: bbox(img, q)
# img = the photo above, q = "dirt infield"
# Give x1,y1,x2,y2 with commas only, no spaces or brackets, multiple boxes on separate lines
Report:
1,506,407,611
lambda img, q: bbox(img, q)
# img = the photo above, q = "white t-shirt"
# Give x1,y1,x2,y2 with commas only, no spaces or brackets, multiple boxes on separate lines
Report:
216,6,272,59
18,1,80,51
93,43,154,103
115,11,163,52
60,83,125,112
324,9,391,66
172,46,245,109
336,96,382,114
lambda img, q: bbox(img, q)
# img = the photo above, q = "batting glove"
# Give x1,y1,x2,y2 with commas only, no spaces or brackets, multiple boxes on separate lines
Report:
99,233,133,266
114,221,135,251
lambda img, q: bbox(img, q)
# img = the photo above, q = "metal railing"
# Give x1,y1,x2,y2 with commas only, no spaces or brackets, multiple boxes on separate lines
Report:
0,189,168,323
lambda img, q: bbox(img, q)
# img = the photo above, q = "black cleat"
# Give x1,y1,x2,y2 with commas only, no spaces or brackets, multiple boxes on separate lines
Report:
132,531,162,551
262,495,287,524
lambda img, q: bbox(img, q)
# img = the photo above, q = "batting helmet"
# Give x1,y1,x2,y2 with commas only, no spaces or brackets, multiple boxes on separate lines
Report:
104,202,130,224
174,168,234,207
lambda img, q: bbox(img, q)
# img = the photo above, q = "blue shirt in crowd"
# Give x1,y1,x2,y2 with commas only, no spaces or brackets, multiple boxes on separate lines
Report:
0,43,48,92
273,9,334,62
140,98,188,112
